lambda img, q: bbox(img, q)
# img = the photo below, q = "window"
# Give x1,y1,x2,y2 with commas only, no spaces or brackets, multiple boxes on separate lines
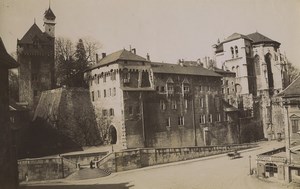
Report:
111,71,116,80
207,86,211,92
113,87,116,96
91,91,94,101
109,88,112,96
129,106,133,115
227,88,230,94
156,86,159,91
160,86,165,93
200,115,206,124
172,100,177,109
167,85,174,94
208,114,212,123
160,100,166,110
236,66,239,77
178,116,184,126
109,108,114,116
292,119,299,133
90,80,93,86
123,72,130,83
166,117,171,127
34,90,38,97
97,76,100,84
103,74,106,83
183,85,189,93
216,114,221,122
226,113,231,121
199,85,203,91
235,46,239,57
97,90,100,98
104,90,107,97
184,99,188,109
102,109,108,116
200,98,204,108
231,47,234,58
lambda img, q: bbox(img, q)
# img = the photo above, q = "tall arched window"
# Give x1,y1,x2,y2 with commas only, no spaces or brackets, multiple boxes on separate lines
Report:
230,47,234,58
236,66,239,77
254,55,260,75
235,46,239,57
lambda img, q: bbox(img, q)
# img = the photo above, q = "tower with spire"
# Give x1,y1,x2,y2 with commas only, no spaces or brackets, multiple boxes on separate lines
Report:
17,6,56,113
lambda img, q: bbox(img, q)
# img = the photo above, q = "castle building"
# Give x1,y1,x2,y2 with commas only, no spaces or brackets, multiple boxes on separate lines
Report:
85,49,243,149
212,32,288,139
17,7,56,111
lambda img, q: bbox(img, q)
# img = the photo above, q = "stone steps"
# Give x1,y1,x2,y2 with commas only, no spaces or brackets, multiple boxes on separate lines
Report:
66,168,111,180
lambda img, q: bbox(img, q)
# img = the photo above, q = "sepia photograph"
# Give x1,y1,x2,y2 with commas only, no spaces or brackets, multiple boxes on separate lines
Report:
1,0,300,188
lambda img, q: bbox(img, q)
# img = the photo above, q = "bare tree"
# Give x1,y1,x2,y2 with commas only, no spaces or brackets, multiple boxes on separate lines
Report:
82,37,102,63
287,61,300,84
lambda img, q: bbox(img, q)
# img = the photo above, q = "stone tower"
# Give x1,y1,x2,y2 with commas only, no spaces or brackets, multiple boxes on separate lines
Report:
17,7,56,112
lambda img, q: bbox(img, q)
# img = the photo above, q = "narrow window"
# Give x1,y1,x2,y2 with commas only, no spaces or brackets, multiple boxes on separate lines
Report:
166,117,171,127
91,91,94,101
113,87,116,96
109,108,114,116
200,98,204,108
178,116,184,126
109,88,112,96
200,115,206,124
184,99,188,109
97,90,100,98
102,109,107,116
97,76,100,84
208,114,212,123
104,89,107,97
235,46,239,57
183,85,189,93
231,47,234,58
103,74,106,83
172,100,177,110
161,86,165,93
160,100,166,110
292,120,299,133
167,85,174,94
216,114,221,122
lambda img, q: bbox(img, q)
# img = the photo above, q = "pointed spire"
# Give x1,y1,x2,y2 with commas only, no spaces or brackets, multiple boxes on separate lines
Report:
34,17,36,24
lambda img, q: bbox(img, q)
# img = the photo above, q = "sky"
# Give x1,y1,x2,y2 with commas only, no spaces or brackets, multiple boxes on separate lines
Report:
1,0,300,68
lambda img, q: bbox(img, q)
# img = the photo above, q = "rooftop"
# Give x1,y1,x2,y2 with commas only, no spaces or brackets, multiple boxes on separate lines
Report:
247,32,280,45
18,23,52,44
278,76,300,98
86,49,148,70
44,7,56,20
151,62,222,77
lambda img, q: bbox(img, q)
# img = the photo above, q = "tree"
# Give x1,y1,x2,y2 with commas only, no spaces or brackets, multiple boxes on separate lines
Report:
8,69,19,101
286,61,300,84
55,37,101,87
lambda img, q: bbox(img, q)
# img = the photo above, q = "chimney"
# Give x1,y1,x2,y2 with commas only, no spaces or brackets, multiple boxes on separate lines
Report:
132,48,136,54
96,53,99,63
146,53,150,61
102,53,106,58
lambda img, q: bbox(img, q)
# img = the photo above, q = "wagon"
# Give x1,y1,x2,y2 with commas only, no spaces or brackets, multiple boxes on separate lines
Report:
227,151,241,159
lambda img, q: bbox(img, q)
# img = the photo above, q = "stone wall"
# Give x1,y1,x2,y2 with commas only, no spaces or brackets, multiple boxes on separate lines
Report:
62,151,108,166
18,157,77,182
97,143,257,172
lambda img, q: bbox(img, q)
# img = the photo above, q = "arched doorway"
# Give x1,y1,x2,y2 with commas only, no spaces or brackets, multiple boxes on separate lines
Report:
108,126,117,144
265,163,278,177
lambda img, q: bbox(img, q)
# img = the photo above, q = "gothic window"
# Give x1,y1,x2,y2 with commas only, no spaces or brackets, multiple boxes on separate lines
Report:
208,114,212,123
254,55,260,75
200,115,206,124
235,46,239,57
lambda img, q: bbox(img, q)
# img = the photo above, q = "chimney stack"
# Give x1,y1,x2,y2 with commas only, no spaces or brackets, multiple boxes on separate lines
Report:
102,53,106,58
132,48,136,54
146,53,150,61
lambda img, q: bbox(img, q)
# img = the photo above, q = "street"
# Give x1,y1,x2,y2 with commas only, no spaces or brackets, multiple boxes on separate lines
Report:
20,141,299,189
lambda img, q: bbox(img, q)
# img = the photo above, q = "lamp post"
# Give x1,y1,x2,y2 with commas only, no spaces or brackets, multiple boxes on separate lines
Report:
249,155,252,175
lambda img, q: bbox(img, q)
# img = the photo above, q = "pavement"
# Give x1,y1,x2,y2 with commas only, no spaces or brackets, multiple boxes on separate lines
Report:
20,140,300,189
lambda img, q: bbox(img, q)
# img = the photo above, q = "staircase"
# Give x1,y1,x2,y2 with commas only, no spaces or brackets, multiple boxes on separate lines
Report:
66,168,111,180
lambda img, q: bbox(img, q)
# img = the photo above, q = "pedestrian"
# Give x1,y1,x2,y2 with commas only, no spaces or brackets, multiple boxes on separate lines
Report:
90,160,94,169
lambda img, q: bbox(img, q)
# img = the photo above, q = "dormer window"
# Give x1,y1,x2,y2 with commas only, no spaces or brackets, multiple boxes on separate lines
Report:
183,85,189,93
167,85,174,95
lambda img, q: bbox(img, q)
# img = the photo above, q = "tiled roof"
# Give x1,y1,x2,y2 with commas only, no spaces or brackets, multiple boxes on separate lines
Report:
151,62,222,77
0,37,19,68
223,100,239,112
44,7,56,20
247,32,280,45
18,23,51,44
86,49,148,70
278,76,300,98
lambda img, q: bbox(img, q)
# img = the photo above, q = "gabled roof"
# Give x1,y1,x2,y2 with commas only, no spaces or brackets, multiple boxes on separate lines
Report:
278,76,300,98
18,23,51,44
87,49,148,70
151,62,222,77
0,37,19,68
247,32,280,45
44,7,56,20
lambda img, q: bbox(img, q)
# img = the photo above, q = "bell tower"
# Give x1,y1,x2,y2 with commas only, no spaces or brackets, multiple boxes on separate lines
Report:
43,6,56,38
